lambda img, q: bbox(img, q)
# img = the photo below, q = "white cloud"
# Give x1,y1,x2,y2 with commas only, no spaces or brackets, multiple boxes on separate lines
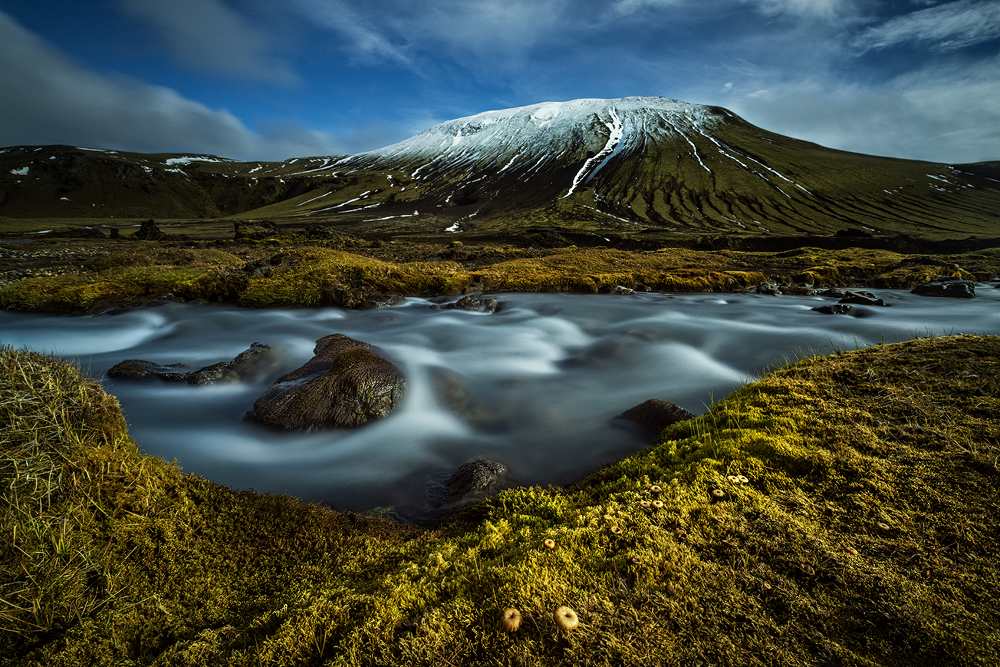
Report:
726,56,1000,163
0,11,329,160
613,0,855,18
117,0,297,82
853,0,1000,51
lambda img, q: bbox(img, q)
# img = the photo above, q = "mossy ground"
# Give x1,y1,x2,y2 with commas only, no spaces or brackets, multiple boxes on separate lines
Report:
2,335,998,666
2,240,998,313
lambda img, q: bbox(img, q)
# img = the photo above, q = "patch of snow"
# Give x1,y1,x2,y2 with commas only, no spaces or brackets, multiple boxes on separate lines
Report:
60,197,69,201
10,167,29,176
296,191,333,207
164,156,226,166
565,107,623,197
50,156,57,160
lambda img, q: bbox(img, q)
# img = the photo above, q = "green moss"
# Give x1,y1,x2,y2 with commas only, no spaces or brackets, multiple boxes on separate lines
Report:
3,335,999,665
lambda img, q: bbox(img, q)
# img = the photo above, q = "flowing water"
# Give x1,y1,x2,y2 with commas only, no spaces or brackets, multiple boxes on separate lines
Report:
2,287,998,516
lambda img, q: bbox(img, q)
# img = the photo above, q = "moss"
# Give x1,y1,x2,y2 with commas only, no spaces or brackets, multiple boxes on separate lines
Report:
3,335,999,665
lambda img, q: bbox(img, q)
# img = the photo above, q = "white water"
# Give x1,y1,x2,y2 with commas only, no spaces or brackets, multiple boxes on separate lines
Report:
2,288,998,515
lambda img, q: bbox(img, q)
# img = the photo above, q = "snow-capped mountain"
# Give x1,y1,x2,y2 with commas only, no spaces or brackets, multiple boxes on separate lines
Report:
1,97,999,241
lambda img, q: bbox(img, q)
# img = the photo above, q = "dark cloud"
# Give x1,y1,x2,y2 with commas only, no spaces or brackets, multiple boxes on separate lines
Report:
0,11,330,160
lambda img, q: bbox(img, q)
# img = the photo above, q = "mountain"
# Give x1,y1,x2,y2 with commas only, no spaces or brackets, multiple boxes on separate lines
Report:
2,97,999,242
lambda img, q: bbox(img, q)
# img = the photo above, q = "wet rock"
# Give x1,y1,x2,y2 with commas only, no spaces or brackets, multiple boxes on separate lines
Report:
429,458,508,507
617,399,695,435
322,282,405,310
816,289,847,298
812,304,858,316
244,334,406,430
133,219,166,241
911,276,976,298
187,342,275,385
107,343,277,385
838,290,887,307
430,295,499,313
749,282,782,295
107,359,188,382
233,219,281,241
600,285,635,295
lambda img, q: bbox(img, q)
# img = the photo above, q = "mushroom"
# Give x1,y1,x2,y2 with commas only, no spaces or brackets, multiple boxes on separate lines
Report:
630,556,642,565
650,485,662,493
877,522,891,531
639,501,651,508
500,608,522,632
651,500,664,509
544,538,556,550
711,489,726,500
610,526,622,535
554,606,579,631
737,475,749,484
845,546,858,556
727,475,740,484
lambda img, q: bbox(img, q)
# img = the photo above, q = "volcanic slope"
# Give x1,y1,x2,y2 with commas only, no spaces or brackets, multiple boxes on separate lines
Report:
1,97,999,240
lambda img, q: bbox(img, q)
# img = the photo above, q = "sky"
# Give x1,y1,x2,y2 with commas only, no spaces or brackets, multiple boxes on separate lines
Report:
1,0,998,164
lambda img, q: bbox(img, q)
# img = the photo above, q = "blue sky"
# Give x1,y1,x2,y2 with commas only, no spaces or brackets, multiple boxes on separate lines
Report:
1,0,998,163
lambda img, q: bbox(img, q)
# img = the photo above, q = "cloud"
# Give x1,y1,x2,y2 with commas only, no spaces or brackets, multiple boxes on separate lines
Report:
853,0,1000,51
613,0,855,18
0,11,329,160
117,0,297,82
726,56,1000,163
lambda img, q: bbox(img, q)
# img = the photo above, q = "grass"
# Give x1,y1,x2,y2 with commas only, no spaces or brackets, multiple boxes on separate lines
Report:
2,334,999,665
3,242,998,314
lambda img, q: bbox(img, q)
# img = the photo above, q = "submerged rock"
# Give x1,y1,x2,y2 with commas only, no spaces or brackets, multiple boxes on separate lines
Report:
617,399,695,435
812,304,858,316
911,276,976,298
108,343,276,385
244,334,405,430
321,282,405,310
430,458,508,507
107,359,188,382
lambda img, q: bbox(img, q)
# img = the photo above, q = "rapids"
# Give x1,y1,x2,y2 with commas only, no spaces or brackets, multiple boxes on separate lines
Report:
2,287,997,515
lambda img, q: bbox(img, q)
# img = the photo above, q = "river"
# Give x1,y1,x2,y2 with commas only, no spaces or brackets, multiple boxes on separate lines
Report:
2,287,997,516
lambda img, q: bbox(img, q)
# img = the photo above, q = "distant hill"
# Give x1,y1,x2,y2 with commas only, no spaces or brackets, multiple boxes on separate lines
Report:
2,97,999,242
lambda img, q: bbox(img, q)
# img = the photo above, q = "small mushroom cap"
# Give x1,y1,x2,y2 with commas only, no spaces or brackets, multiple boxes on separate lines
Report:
554,606,579,630
603,514,614,522
639,500,650,508
651,500,664,509
727,475,741,484
877,522,891,531
630,556,642,564
544,538,556,549
500,608,522,632
845,546,858,556
737,475,749,484
650,485,662,492
711,488,726,498
610,525,622,534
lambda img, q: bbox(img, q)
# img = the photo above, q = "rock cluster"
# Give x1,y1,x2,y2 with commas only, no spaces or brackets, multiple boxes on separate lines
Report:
911,276,976,298
108,343,274,384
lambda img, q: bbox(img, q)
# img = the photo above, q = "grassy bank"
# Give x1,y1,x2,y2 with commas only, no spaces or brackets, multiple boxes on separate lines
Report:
1,240,998,313
2,335,998,665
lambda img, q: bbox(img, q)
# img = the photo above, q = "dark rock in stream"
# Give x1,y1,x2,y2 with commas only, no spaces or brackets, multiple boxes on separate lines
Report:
429,458,508,507
430,295,500,314
108,342,276,384
187,342,274,385
108,359,188,382
244,334,406,430
616,399,695,436
812,304,858,316
838,290,887,307
911,276,976,298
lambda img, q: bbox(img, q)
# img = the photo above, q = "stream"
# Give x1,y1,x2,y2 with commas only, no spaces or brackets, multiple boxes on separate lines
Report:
2,287,998,516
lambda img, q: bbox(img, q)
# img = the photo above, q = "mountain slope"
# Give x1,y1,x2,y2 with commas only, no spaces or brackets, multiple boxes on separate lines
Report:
1,97,999,241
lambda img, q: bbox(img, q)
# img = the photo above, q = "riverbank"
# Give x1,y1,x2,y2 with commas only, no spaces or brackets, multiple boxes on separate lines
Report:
1,238,998,313
3,334,998,665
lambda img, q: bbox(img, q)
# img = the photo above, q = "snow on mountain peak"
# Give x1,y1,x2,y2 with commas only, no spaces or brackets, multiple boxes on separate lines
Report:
338,97,724,179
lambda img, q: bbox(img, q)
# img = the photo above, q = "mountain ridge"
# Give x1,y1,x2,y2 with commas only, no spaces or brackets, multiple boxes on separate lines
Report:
1,97,999,242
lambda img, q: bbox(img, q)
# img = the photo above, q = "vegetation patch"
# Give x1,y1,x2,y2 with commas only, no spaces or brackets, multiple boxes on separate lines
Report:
2,335,998,665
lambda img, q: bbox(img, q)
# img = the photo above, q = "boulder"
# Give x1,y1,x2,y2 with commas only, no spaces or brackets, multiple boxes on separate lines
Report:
617,399,695,434
430,295,499,314
244,334,406,430
911,276,976,298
